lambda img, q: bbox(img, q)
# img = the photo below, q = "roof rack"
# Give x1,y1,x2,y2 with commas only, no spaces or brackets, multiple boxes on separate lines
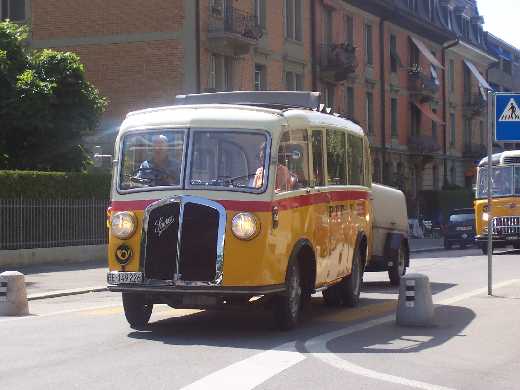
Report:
174,91,321,110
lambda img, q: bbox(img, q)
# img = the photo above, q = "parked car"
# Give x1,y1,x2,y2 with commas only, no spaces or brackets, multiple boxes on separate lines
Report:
444,208,476,249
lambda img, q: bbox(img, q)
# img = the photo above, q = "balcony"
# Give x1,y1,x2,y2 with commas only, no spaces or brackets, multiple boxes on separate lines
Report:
208,6,262,56
408,135,441,155
408,67,439,103
463,143,487,159
319,43,358,83
463,93,487,118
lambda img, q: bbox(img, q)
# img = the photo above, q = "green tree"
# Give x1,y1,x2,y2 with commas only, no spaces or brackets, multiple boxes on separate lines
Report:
0,21,107,171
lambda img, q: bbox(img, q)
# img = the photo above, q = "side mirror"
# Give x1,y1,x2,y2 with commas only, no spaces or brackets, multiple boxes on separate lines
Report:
93,145,113,168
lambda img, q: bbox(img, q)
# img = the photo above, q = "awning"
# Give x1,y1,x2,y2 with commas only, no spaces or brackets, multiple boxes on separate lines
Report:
413,102,445,125
410,36,444,69
464,59,493,91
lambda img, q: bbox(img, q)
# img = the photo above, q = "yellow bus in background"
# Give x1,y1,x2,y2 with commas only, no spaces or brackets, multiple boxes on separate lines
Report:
474,150,520,254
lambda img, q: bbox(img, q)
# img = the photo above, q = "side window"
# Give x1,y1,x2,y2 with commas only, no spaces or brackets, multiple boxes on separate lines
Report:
311,130,325,186
326,129,347,185
276,129,310,193
363,138,372,187
347,134,364,185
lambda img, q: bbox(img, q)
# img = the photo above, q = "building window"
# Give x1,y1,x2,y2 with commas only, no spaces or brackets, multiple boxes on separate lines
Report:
255,64,266,91
409,39,420,67
407,0,418,12
365,24,373,66
0,0,25,21
344,14,354,45
286,71,303,90
391,97,398,137
323,7,333,44
366,92,374,135
285,0,302,41
390,34,398,73
449,59,455,93
463,65,471,102
503,58,512,75
322,85,335,109
432,108,438,141
450,164,456,185
411,103,421,136
450,113,456,146
208,54,217,90
345,86,354,118
254,0,266,29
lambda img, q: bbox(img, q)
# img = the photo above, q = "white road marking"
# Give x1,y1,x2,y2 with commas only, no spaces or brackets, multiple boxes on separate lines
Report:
304,279,520,390
179,342,305,390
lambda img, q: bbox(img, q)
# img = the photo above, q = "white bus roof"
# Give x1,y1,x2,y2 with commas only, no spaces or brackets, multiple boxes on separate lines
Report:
478,150,520,166
119,104,365,138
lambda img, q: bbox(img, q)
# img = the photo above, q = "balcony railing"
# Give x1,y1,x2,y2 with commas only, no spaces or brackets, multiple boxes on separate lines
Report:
463,93,487,118
319,43,358,83
408,68,439,103
208,5,262,56
463,143,487,159
408,135,441,155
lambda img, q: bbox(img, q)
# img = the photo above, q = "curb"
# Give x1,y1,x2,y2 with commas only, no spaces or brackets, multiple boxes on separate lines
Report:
410,247,445,254
27,286,108,301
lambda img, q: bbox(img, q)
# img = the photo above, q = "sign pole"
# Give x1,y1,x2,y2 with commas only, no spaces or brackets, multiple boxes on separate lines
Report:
487,91,494,296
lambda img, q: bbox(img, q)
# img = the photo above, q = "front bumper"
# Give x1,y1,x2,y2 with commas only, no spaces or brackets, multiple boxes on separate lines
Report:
107,283,286,295
475,234,520,244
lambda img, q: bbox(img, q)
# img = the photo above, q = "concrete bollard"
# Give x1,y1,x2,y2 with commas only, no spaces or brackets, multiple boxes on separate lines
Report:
396,273,434,327
0,271,29,316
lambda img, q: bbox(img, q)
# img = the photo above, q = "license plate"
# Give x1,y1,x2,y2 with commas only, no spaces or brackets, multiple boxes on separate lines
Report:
107,272,143,285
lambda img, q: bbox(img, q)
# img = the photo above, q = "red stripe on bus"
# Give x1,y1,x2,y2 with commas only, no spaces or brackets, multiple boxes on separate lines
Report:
110,190,370,212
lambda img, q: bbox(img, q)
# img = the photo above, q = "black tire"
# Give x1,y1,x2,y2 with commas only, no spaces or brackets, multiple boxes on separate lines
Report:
444,239,452,250
388,243,407,286
274,261,303,331
122,292,153,329
513,243,520,250
341,248,362,307
322,284,342,306
481,243,489,255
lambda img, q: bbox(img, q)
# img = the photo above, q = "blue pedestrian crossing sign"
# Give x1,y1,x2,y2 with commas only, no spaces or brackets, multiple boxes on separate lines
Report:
495,93,520,141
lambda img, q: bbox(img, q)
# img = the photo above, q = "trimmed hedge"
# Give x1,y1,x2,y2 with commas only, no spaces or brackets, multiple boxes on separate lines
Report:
0,171,111,199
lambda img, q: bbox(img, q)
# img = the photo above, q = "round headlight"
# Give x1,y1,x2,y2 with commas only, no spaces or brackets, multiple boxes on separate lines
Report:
482,212,489,222
232,213,259,240
111,211,137,239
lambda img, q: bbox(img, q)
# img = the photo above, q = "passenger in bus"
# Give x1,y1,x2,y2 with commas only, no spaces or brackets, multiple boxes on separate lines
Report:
136,134,181,186
252,143,296,192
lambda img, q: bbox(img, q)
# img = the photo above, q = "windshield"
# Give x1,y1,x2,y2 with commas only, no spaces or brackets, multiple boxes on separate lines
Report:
119,131,186,191
189,131,268,191
476,166,516,198
449,214,474,223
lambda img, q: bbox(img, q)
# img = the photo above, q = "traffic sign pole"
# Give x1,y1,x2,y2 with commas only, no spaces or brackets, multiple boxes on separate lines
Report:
487,91,494,296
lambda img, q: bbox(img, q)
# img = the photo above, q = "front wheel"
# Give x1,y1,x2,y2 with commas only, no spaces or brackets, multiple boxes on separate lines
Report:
274,261,303,331
122,293,153,329
388,243,407,286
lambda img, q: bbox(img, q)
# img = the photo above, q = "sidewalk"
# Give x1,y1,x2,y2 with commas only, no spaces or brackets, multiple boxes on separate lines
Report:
0,260,107,300
409,238,444,253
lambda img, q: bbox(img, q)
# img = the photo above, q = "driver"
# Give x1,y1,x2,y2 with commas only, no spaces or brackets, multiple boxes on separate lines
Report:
136,134,180,186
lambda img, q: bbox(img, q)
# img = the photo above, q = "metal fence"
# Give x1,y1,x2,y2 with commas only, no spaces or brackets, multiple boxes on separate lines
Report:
0,199,109,250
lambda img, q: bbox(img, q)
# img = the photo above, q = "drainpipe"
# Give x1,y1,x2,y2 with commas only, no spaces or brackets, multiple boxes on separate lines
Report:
441,39,459,187
379,18,387,184
311,0,317,91
195,0,201,93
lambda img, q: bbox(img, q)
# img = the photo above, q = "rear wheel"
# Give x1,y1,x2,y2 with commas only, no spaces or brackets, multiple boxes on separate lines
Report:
340,248,362,307
388,243,407,286
274,261,303,331
513,243,520,250
122,293,153,330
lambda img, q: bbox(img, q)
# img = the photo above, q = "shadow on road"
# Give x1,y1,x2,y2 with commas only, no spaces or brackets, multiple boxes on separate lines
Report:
326,304,476,355
362,281,456,296
126,296,397,349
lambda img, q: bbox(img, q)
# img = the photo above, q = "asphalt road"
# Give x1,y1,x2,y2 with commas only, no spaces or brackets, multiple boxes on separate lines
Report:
2,248,520,390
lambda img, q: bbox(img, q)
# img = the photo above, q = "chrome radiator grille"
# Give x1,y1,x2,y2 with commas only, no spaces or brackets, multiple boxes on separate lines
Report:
492,216,520,235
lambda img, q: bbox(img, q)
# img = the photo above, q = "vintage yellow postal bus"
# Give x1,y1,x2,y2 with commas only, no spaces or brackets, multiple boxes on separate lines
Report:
106,91,405,330
475,150,520,253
